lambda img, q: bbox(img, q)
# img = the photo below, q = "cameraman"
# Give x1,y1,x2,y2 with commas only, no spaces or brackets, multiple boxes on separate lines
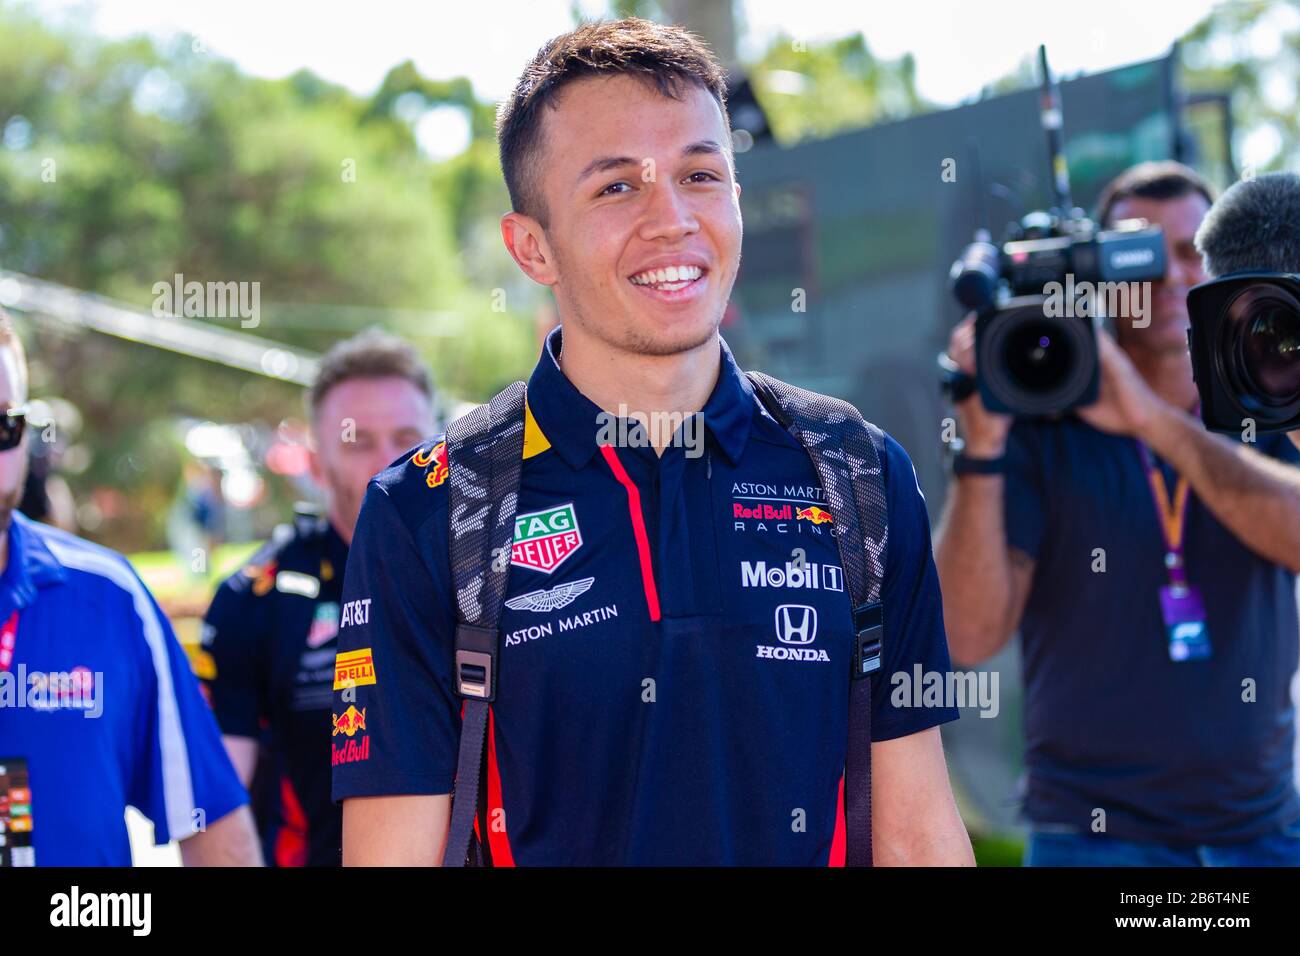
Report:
935,162,1300,866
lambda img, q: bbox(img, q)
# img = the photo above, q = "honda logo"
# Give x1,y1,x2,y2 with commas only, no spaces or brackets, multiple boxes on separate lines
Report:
774,604,818,645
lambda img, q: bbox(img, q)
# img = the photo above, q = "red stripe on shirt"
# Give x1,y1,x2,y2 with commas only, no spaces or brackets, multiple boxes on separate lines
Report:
597,444,661,621
484,705,516,867
829,773,846,866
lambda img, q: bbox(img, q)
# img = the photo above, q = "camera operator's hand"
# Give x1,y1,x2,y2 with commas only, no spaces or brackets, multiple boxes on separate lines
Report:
947,313,1013,456
1077,328,1161,437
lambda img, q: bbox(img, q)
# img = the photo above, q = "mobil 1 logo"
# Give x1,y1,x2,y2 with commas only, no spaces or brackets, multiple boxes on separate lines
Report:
740,559,843,592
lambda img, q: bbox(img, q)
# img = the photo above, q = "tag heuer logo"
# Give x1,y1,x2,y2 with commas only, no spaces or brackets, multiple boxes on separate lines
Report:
512,503,583,574
505,576,595,612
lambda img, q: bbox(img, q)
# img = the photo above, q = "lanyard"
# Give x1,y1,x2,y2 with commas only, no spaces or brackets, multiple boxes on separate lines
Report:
0,610,17,672
1135,440,1191,589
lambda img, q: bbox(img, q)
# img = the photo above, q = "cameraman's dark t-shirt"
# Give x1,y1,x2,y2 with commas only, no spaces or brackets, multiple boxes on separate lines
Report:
1004,417,1300,845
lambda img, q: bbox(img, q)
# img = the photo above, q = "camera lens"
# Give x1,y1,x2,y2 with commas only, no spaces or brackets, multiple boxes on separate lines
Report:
1004,323,1075,394
978,297,1098,415
1222,285,1300,410
1242,308,1300,401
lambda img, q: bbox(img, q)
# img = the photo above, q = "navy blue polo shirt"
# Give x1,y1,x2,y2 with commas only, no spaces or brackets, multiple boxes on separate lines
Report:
200,512,350,866
0,512,247,865
1005,417,1300,845
332,329,957,865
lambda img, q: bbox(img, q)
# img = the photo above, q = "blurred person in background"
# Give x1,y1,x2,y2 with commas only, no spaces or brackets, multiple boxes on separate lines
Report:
935,162,1300,866
197,329,436,866
19,440,76,532
0,308,258,866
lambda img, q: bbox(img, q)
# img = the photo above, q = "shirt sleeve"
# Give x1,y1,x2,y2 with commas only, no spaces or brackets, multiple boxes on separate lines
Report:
198,571,267,739
869,433,961,741
1002,420,1048,560
331,479,461,802
1260,431,1300,466
124,564,249,844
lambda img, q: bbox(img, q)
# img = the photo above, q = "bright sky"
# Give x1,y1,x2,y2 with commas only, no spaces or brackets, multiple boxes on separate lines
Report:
34,0,1293,164
33,0,1220,105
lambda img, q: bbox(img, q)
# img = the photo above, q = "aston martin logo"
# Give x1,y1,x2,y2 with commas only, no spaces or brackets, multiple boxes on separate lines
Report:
504,577,596,613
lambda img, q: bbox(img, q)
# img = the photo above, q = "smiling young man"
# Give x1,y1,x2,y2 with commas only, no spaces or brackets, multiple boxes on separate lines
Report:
333,18,972,866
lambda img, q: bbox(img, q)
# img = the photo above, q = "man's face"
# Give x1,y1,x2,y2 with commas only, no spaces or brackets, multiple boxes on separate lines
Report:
308,377,433,541
1110,192,1210,356
0,345,27,534
515,73,743,357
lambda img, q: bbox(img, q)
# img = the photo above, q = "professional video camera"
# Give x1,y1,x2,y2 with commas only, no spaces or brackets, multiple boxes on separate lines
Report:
1188,273,1300,433
944,47,1167,416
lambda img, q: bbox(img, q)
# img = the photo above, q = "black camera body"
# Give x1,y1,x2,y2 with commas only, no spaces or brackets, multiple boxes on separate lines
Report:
1187,273,1300,434
950,215,1167,416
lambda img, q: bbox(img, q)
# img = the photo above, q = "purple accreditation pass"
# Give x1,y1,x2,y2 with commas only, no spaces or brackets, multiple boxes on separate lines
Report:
1159,584,1212,662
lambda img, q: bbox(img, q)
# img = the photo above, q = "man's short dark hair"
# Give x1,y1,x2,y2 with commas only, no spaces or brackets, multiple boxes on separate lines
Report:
496,17,729,226
305,328,434,420
1195,172,1300,278
1096,161,1215,227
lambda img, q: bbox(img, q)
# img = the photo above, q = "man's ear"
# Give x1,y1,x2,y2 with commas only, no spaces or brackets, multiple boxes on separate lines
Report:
305,432,325,488
502,212,559,287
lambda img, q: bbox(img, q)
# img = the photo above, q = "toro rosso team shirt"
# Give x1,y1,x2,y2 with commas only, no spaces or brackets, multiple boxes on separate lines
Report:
0,512,247,866
332,328,958,865
199,511,349,866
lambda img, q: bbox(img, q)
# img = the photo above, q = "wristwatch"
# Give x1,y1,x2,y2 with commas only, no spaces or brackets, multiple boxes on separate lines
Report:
952,453,1008,476
944,436,1008,476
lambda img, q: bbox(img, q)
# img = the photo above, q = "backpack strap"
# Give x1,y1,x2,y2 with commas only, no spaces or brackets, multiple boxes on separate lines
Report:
441,380,527,867
745,371,888,867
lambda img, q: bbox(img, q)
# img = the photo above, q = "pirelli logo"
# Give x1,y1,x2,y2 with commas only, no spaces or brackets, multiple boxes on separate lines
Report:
333,648,376,690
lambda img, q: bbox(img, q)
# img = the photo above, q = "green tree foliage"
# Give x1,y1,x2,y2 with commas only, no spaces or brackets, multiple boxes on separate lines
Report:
0,3,535,549
748,32,930,145
1180,0,1300,182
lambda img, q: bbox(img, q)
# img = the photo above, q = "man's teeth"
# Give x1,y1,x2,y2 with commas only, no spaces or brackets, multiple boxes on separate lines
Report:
629,264,704,288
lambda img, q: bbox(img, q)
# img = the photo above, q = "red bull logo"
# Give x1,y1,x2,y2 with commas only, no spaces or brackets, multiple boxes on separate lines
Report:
733,502,793,520
795,506,834,525
413,441,449,489
332,705,367,737
332,736,370,765
246,560,277,596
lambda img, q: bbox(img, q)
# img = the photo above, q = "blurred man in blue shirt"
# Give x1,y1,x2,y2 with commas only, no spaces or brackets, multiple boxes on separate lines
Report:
0,309,258,866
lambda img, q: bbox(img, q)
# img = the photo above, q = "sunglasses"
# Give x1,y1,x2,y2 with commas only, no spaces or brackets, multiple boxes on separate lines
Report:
0,407,27,452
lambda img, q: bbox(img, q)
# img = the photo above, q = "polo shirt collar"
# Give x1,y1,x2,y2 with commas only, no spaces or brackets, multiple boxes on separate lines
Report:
525,326,756,470
0,512,68,611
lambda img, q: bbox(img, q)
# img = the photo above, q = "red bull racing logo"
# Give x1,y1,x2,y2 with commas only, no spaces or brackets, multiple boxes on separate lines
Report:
332,705,367,737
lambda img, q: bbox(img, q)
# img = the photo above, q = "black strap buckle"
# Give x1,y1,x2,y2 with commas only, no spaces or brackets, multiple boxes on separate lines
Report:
454,624,498,701
852,602,883,679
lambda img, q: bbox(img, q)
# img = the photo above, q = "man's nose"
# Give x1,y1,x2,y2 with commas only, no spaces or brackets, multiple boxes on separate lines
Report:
640,179,699,242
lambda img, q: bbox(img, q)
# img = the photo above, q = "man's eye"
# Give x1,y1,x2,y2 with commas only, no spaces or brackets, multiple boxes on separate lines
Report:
601,181,632,196
686,171,721,183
